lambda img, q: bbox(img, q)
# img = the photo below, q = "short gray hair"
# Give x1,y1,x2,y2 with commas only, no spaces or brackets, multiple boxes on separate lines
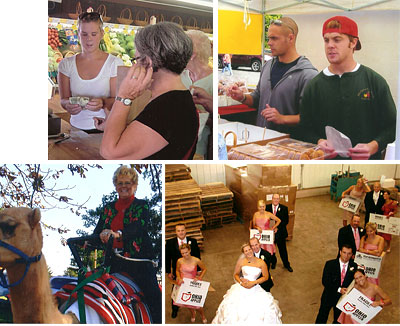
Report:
186,29,211,65
134,22,193,74
112,165,138,186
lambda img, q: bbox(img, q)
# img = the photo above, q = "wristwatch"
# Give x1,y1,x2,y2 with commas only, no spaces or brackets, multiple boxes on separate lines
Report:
115,96,132,106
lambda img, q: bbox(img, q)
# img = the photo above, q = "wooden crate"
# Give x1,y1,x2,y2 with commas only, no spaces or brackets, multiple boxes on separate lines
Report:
165,178,205,250
165,164,192,182
222,212,237,224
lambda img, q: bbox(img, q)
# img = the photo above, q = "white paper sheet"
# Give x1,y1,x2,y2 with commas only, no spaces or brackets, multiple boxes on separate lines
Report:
325,126,353,157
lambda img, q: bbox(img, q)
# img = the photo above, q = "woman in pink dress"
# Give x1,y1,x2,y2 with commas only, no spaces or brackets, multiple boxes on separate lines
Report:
175,243,207,323
338,269,391,324
378,190,397,252
341,177,371,226
358,222,384,284
251,200,281,256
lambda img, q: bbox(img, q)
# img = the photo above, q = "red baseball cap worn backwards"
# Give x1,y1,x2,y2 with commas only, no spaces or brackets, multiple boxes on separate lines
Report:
322,16,361,50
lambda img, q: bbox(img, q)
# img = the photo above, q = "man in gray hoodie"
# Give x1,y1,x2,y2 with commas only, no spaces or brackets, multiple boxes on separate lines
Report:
229,17,318,138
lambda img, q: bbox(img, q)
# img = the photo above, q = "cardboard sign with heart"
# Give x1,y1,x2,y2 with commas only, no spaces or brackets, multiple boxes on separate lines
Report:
171,278,210,307
336,288,382,323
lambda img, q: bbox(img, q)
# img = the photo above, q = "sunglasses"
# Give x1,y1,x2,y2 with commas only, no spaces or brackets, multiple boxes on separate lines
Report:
131,56,142,63
271,19,295,34
78,11,104,24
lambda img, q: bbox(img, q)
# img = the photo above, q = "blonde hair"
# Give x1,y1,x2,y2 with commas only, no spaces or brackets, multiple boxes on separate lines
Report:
257,200,266,207
179,243,191,252
241,243,251,253
365,222,377,232
112,165,138,186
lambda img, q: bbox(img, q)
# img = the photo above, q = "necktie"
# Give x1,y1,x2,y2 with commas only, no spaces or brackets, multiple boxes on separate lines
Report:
273,205,277,215
341,263,347,285
354,228,360,250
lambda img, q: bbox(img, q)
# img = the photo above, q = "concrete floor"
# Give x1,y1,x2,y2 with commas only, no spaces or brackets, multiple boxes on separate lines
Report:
165,194,399,324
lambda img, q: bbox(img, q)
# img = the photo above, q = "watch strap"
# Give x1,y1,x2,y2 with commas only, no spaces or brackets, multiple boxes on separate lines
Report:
115,96,131,106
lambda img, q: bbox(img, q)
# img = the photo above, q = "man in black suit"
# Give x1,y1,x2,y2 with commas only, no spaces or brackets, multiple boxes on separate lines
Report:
338,214,365,257
266,193,293,272
364,182,384,227
165,223,200,318
315,244,358,324
249,237,274,292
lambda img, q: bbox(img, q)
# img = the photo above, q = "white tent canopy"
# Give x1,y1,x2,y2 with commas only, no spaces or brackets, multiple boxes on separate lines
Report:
219,0,400,13
219,0,400,159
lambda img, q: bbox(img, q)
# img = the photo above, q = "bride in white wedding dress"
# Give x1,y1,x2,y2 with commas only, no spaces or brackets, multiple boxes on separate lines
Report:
212,243,282,324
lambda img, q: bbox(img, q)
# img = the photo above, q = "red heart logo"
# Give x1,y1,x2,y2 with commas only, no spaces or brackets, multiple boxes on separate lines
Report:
342,201,349,208
181,292,192,302
344,302,356,312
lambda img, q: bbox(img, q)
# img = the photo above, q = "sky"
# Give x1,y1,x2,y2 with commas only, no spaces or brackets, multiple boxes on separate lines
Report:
1,164,158,276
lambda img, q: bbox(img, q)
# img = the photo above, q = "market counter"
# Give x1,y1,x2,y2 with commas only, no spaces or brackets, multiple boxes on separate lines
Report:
218,104,257,125
48,117,103,160
48,96,103,160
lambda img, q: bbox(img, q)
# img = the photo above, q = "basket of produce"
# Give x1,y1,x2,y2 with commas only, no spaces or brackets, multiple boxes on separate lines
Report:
117,8,133,25
224,131,237,147
155,13,165,23
97,4,111,22
171,15,183,26
201,21,213,34
184,17,199,30
68,1,82,20
63,51,76,58
134,9,149,26
48,28,62,50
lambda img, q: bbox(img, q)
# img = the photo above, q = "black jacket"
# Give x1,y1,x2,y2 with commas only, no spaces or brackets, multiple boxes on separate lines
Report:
320,258,358,305
338,224,365,256
165,237,200,276
364,190,385,220
266,203,288,240
256,248,274,292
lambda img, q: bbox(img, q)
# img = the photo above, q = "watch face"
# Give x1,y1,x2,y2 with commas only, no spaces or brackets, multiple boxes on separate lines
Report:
123,98,132,106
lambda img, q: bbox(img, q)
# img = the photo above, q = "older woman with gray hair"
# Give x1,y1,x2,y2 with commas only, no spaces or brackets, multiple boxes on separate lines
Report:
93,165,161,322
182,29,213,159
100,22,199,160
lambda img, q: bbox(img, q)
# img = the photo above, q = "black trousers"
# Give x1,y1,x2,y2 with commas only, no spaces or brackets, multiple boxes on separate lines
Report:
315,294,341,324
272,236,290,268
111,257,162,324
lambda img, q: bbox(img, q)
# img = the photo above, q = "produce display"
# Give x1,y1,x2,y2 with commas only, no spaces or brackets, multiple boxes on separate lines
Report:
48,19,138,82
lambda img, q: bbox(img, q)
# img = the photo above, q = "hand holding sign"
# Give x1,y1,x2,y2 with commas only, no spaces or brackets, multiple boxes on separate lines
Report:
250,229,274,244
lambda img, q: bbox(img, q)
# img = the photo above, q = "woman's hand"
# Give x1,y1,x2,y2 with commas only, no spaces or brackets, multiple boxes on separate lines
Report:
93,108,110,131
94,117,106,131
99,229,118,244
371,301,381,307
64,103,82,115
190,86,213,113
243,280,255,289
176,278,183,285
86,98,104,111
117,63,153,101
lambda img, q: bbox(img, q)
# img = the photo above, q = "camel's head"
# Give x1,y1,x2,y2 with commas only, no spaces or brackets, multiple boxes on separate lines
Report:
0,207,43,267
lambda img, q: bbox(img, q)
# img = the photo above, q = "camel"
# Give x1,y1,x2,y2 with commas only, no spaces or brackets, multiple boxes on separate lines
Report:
0,207,75,323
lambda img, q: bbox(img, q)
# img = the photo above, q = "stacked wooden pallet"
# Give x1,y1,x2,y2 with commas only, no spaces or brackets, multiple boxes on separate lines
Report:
165,164,192,182
200,182,236,228
165,178,205,249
